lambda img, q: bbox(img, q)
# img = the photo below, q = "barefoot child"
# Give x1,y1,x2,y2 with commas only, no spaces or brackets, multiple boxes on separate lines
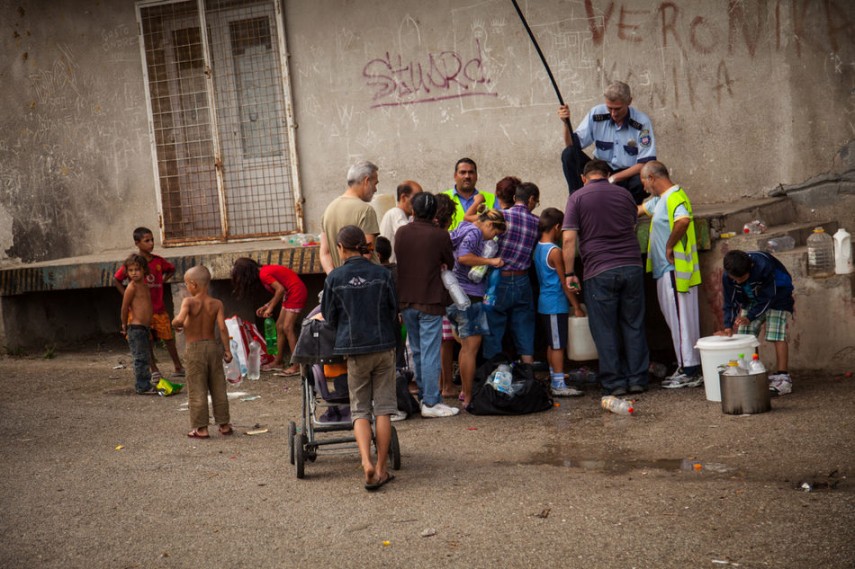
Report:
120,254,156,395
172,265,233,438
114,227,185,381
231,257,307,376
534,208,586,397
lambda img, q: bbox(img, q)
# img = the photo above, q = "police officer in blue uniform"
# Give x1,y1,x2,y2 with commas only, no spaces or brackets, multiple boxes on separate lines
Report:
559,81,655,204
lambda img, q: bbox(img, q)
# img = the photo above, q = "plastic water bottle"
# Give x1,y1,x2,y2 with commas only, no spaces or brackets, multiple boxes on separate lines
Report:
482,268,501,307
468,238,499,283
742,220,767,234
763,235,795,252
807,227,834,277
264,317,278,355
490,364,513,395
231,339,247,377
737,353,749,372
722,360,742,376
246,340,261,380
748,353,766,374
441,269,471,310
224,351,242,385
601,396,634,415
834,228,853,274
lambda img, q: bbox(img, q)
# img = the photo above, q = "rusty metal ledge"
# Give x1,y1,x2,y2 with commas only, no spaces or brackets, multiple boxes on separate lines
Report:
0,241,322,296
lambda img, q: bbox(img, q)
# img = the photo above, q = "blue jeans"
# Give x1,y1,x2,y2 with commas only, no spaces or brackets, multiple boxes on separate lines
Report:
583,266,649,392
402,308,443,406
482,274,536,359
127,325,152,392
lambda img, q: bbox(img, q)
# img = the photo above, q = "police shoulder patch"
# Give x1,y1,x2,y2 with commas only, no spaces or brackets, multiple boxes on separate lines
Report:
639,128,652,147
592,113,610,122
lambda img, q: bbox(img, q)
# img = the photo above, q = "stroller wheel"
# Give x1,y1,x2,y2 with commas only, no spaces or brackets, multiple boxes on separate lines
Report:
389,426,401,471
288,422,297,465
294,433,306,479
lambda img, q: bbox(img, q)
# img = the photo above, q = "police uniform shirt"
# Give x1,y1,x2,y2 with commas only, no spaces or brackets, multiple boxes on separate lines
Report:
575,104,656,171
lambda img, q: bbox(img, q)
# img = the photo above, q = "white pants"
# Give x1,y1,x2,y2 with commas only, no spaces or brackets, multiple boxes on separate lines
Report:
656,273,701,368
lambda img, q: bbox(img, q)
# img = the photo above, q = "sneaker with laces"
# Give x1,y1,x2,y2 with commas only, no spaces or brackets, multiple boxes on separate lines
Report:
660,367,683,388
662,372,704,389
420,402,460,418
769,373,792,395
551,382,584,397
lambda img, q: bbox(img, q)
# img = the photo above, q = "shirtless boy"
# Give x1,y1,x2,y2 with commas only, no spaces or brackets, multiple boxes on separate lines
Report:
121,254,156,394
172,265,233,438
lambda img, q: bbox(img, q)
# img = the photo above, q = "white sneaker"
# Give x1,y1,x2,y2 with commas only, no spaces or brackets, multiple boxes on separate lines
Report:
769,373,792,395
662,373,703,389
551,382,584,397
420,402,460,418
661,367,683,388
390,409,408,422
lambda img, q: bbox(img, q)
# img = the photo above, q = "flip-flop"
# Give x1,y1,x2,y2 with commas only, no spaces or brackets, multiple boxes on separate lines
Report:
187,429,210,439
364,473,395,491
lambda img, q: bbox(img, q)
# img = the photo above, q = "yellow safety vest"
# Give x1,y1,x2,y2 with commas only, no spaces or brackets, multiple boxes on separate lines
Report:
443,188,496,231
646,187,701,292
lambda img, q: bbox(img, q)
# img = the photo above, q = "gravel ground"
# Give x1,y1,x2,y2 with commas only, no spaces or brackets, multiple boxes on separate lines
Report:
1,340,853,569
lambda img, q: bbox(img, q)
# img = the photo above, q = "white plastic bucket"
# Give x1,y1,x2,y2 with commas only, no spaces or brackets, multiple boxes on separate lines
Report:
567,305,598,361
695,334,760,402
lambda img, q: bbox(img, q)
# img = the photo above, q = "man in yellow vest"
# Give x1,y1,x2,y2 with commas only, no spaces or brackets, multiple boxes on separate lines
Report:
639,161,703,388
442,158,496,231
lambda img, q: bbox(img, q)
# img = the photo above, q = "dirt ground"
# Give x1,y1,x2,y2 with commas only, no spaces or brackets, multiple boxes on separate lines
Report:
1,339,854,569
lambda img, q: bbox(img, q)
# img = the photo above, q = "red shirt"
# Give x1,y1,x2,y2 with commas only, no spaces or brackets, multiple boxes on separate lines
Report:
259,265,303,297
115,254,175,313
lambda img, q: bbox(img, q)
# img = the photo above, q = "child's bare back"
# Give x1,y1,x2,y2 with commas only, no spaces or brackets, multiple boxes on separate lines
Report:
172,266,231,359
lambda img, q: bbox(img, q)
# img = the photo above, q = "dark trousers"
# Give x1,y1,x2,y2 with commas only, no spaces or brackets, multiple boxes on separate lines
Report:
561,140,647,204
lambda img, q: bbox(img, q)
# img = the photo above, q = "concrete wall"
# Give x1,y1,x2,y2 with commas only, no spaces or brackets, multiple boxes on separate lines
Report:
0,0,853,265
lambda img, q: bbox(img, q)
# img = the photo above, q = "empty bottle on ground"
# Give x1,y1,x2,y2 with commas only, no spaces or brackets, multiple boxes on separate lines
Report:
743,220,767,234
763,235,795,252
246,340,261,380
807,226,834,277
601,396,634,415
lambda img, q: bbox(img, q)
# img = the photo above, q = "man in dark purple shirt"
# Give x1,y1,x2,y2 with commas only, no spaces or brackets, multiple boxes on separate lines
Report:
562,160,649,395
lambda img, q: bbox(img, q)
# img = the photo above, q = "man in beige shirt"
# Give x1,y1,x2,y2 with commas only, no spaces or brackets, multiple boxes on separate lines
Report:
319,160,381,274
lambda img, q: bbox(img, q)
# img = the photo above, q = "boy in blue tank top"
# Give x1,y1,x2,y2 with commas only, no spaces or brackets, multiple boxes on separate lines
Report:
534,208,586,397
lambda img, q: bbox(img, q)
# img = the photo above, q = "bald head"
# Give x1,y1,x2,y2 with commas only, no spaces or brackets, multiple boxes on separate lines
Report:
185,265,212,288
641,160,674,197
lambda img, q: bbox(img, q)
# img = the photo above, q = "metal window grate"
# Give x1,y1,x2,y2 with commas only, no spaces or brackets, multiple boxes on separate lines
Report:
138,0,299,244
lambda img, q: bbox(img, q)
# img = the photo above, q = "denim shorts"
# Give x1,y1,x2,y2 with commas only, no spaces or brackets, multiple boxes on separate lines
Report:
446,301,490,339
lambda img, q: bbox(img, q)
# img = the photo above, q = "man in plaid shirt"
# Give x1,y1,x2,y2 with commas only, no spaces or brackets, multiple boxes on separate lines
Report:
482,182,541,363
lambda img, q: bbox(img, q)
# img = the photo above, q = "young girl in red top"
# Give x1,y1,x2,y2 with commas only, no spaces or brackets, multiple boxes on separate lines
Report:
231,257,308,375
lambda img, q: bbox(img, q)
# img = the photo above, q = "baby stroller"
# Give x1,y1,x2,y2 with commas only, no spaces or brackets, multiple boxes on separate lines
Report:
288,307,402,479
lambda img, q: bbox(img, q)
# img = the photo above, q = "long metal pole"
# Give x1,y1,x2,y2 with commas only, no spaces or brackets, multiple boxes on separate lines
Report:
509,0,573,132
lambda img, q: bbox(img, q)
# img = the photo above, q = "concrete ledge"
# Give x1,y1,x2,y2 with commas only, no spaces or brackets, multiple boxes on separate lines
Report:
0,242,323,297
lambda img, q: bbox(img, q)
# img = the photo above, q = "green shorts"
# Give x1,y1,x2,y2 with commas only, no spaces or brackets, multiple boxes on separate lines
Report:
737,309,790,342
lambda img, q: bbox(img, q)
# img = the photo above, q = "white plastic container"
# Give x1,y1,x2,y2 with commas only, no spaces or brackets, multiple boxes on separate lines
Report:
834,228,853,275
694,334,760,402
567,305,598,361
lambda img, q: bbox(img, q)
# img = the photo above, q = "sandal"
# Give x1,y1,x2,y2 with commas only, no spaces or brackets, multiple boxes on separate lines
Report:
187,429,210,439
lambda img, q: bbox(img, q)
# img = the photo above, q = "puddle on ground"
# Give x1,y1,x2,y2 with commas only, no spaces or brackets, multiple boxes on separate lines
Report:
527,445,735,475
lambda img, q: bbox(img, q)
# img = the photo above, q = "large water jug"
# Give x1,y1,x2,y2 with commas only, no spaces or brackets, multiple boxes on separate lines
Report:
834,228,853,275
567,305,598,361
807,227,834,277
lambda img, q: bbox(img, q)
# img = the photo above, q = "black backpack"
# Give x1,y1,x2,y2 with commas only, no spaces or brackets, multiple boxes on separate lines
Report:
466,356,554,415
